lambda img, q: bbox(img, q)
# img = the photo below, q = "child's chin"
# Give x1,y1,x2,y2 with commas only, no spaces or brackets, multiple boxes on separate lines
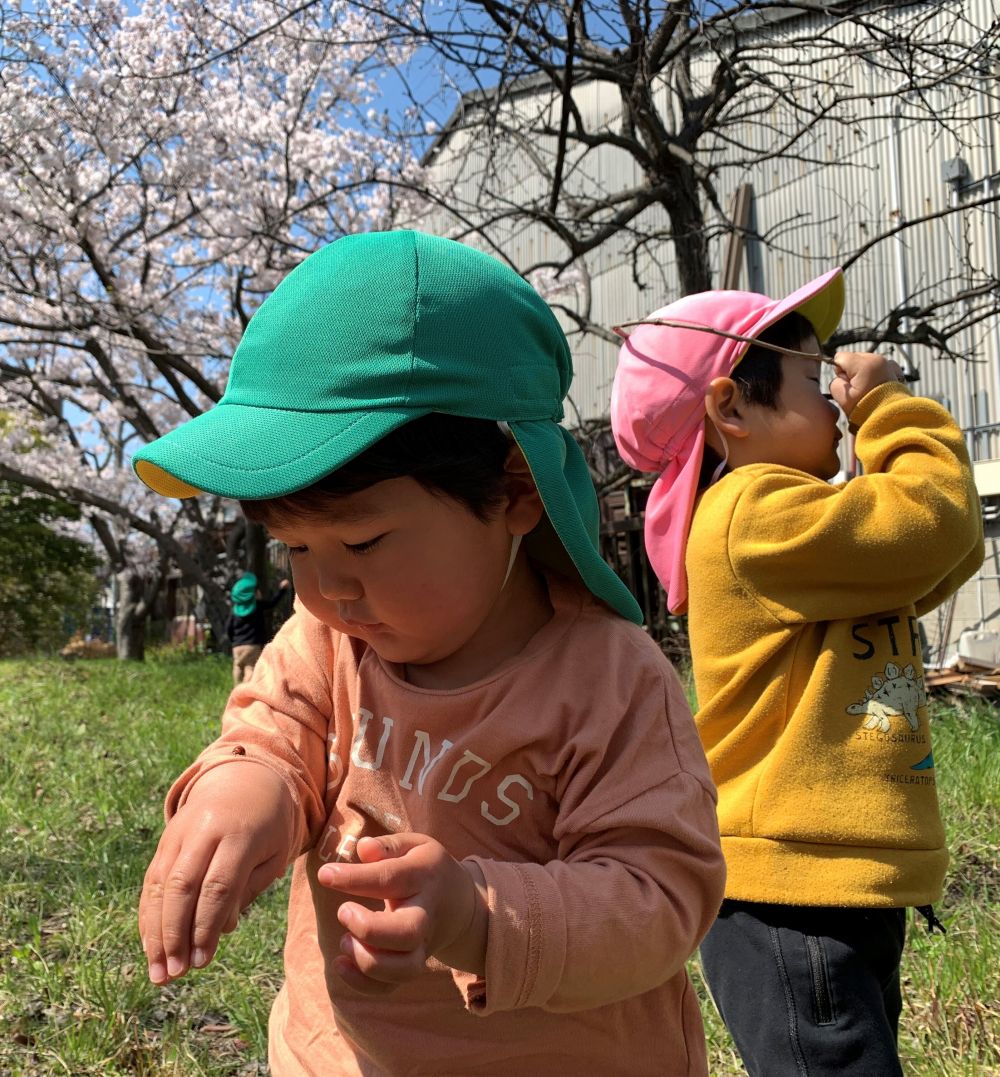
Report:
352,632,419,665
814,456,842,481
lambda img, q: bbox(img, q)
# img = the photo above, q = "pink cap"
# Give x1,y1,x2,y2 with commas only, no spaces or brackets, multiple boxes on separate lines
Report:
610,268,845,613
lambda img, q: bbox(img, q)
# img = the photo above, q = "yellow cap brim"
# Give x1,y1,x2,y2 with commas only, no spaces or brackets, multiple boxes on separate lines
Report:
133,460,204,499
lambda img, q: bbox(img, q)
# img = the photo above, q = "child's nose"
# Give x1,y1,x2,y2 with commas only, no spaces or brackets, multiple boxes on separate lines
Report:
316,565,362,602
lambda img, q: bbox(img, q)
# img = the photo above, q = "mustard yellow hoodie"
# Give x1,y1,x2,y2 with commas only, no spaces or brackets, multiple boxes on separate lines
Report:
687,382,984,907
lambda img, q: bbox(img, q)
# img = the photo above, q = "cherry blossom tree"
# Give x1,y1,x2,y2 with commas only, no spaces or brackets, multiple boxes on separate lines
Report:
0,0,420,656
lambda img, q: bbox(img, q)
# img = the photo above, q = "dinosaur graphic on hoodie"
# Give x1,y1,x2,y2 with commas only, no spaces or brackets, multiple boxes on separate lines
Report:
846,662,927,732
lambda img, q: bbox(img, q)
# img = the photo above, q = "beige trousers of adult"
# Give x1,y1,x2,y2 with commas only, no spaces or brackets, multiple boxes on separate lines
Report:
232,644,263,685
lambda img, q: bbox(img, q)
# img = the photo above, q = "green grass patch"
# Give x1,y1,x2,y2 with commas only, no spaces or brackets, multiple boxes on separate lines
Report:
0,656,997,1074
0,654,287,1076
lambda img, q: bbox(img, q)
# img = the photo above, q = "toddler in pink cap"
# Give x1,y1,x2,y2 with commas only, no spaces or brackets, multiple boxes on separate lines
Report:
611,270,984,1076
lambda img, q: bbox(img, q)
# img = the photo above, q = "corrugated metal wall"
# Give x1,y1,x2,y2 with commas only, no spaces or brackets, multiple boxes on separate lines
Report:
709,0,1000,460
424,1,998,429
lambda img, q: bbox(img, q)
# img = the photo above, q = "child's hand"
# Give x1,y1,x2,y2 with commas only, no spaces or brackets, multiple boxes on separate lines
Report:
317,833,488,995
830,351,904,419
138,763,293,985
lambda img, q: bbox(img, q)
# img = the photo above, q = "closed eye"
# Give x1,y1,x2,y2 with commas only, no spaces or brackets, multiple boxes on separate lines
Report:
345,535,385,555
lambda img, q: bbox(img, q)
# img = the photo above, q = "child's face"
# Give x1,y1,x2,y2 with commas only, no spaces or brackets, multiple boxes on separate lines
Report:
747,335,843,480
267,476,535,675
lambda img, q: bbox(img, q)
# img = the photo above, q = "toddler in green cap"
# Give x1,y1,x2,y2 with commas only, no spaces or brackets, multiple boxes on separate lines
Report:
135,231,724,1076
226,572,290,684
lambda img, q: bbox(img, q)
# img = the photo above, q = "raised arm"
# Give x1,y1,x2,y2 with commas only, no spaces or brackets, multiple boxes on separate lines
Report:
257,577,292,612
730,382,984,623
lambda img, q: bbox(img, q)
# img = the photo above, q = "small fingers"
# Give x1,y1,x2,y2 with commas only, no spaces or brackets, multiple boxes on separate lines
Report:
334,899,432,990
318,858,420,902
318,832,443,899
182,840,280,973
332,954,400,995
190,847,282,952
149,848,219,982
338,933,427,985
338,900,428,953
141,838,257,984
217,853,284,939
140,832,210,984
139,873,173,984
139,847,169,960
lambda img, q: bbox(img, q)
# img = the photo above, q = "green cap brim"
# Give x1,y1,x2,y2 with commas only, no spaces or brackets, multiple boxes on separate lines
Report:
133,399,642,625
133,402,423,499
510,420,643,624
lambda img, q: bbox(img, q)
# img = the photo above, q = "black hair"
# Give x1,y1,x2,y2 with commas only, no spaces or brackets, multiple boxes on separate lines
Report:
697,310,818,489
241,413,511,527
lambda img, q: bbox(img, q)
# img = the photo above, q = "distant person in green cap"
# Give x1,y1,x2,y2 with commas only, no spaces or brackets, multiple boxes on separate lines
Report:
226,571,290,684
134,230,724,1076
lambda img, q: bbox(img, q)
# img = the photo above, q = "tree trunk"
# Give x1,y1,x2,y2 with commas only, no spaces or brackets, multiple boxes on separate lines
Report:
663,185,713,296
202,582,230,654
246,520,267,580
245,519,281,639
115,568,147,661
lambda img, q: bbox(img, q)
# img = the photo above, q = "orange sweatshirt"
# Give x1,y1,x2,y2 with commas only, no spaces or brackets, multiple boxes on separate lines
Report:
166,574,725,1076
687,384,984,907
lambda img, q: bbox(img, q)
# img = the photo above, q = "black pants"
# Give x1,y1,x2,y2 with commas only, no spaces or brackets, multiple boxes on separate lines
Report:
699,901,907,1076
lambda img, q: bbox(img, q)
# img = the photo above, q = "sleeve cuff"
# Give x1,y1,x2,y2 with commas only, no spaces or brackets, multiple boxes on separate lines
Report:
450,857,567,1015
847,380,911,434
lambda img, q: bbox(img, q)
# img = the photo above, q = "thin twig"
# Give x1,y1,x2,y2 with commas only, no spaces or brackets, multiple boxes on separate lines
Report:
611,318,836,363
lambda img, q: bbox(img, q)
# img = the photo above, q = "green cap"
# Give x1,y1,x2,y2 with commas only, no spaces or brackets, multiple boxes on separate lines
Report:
230,573,258,617
133,230,641,623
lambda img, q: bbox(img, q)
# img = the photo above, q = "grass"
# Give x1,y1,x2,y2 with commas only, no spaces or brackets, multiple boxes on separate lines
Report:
0,653,286,1076
0,654,997,1075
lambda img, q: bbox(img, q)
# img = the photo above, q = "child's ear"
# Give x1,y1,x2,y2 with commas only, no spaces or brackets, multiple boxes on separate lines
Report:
705,377,751,441
503,445,545,535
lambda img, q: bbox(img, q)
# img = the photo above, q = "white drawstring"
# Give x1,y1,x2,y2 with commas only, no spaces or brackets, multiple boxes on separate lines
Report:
495,421,523,588
501,533,522,589
708,422,730,486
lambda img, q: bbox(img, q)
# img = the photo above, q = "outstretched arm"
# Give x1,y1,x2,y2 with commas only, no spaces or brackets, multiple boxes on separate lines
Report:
140,603,344,983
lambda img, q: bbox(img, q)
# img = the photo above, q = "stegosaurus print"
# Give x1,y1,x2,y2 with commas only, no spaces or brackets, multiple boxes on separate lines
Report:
846,662,928,732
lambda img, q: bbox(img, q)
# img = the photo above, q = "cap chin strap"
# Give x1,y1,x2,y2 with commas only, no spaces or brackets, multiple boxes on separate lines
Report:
495,420,523,589
707,422,730,486
501,533,523,589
